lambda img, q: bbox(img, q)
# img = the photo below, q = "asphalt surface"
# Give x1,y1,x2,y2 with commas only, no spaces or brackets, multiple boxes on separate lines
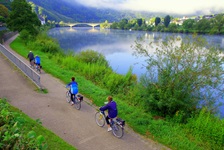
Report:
0,35,170,150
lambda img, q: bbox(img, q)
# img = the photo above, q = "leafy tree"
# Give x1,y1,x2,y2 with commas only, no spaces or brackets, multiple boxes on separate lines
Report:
168,23,179,32
155,17,161,26
0,4,9,19
100,20,110,29
110,22,118,29
182,19,196,32
6,0,41,36
210,14,224,34
133,36,224,117
124,22,133,30
118,18,128,29
195,19,211,33
137,18,143,27
164,15,171,27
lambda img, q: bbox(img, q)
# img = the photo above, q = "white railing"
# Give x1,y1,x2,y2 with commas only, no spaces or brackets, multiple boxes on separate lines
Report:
0,44,41,88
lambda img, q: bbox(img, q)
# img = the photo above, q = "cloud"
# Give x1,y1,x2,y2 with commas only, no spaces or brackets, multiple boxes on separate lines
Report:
64,0,224,15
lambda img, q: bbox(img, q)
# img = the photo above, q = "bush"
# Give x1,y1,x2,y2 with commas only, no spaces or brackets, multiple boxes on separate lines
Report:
132,35,224,117
74,49,109,67
33,32,62,54
0,99,47,149
186,108,224,149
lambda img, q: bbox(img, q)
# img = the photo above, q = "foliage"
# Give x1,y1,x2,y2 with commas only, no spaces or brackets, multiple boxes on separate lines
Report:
6,0,41,36
182,19,196,32
0,4,9,18
0,99,48,150
155,17,161,26
19,29,32,44
27,0,155,23
33,32,62,53
109,13,224,35
74,49,109,67
185,108,224,149
164,15,171,28
100,20,110,29
10,34,224,150
210,14,224,34
132,35,224,117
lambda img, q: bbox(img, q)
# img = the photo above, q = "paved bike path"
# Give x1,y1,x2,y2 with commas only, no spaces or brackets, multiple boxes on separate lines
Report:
0,35,169,150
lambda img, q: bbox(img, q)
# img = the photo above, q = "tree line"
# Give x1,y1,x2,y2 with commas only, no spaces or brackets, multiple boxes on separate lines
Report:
109,14,224,34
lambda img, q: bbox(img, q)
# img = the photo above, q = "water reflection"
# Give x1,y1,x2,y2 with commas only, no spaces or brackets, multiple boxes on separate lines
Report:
48,27,224,118
48,27,224,76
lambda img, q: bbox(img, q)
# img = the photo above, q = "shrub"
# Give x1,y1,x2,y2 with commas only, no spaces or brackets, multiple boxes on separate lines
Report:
0,99,47,149
74,49,109,67
132,35,224,117
33,32,61,53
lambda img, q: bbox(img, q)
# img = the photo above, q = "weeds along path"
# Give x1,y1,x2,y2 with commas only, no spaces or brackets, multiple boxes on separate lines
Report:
0,35,169,150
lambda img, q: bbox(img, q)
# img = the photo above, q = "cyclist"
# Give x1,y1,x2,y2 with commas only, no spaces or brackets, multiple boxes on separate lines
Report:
35,55,41,73
66,77,78,105
27,51,34,68
100,96,118,131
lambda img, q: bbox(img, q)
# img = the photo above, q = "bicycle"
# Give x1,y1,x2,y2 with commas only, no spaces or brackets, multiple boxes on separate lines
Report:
66,90,83,110
30,59,35,69
35,64,41,74
95,110,125,138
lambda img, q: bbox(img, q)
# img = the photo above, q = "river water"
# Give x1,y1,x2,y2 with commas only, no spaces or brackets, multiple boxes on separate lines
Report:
48,27,224,118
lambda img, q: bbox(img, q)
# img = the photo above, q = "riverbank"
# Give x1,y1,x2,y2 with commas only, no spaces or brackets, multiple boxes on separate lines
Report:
7,32,224,150
1,35,168,150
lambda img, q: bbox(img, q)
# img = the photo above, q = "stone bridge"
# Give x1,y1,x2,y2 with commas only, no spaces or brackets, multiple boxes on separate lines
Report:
63,22,111,28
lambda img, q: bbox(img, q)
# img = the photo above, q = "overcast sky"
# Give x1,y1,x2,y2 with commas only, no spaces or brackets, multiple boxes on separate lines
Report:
65,0,224,15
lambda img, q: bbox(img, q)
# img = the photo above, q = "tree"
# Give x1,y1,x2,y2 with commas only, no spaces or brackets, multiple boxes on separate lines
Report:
6,0,41,36
182,19,196,31
119,19,128,29
0,4,9,19
137,18,143,27
155,17,161,26
164,15,171,27
210,14,224,34
100,20,110,29
195,19,211,33
133,36,224,117
168,23,179,32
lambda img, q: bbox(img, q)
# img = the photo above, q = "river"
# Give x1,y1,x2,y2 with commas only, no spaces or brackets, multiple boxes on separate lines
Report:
48,27,224,118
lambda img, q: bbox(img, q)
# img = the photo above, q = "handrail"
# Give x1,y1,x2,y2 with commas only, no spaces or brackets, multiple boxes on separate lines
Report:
0,44,41,89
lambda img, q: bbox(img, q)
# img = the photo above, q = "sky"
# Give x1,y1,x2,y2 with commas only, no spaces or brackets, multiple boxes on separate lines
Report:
64,0,224,15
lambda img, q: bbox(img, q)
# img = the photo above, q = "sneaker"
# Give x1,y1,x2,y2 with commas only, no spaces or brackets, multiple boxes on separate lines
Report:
71,102,74,106
107,127,112,132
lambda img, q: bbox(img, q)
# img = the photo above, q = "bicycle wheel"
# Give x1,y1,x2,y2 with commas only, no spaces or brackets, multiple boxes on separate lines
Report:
74,97,81,110
111,123,124,138
66,91,71,103
95,112,105,127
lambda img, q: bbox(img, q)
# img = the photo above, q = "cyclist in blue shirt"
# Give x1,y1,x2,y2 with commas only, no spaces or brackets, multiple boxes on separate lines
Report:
100,96,118,131
35,55,41,73
66,77,78,105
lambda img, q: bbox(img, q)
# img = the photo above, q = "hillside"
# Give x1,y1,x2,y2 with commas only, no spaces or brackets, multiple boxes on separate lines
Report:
27,0,155,23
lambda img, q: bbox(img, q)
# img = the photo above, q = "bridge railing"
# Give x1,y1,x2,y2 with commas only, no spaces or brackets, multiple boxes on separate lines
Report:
0,44,41,89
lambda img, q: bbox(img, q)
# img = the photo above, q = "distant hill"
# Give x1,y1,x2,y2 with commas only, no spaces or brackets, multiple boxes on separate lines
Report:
27,0,156,23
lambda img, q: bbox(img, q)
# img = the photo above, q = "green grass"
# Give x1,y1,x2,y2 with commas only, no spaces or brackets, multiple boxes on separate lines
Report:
9,35,224,150
0,99,76,150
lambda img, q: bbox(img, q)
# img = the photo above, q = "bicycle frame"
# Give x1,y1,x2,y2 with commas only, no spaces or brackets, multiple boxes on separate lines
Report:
95,111,124,138
66,90,82,110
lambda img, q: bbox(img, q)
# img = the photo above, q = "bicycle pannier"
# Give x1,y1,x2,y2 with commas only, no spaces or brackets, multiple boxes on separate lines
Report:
77,95,83,101
116,118,125,126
